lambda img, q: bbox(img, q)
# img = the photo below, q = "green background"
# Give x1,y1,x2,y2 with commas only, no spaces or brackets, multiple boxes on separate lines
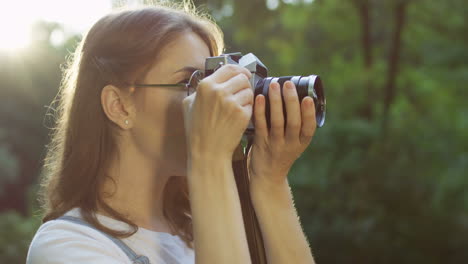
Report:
1,0,467,263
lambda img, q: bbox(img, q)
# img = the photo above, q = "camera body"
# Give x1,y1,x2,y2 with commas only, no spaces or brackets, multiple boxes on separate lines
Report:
203,52,326,137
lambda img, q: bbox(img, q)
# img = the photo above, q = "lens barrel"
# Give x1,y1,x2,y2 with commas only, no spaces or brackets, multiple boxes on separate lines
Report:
254,75,326,128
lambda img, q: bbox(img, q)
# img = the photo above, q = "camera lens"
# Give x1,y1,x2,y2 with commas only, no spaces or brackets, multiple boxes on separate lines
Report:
255,75,326,128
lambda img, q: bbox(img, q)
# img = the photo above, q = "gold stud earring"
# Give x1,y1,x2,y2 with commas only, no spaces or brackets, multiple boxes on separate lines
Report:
124,120,129,125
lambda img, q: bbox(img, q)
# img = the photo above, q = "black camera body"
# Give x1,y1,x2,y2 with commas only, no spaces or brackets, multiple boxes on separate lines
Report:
204,52,326,137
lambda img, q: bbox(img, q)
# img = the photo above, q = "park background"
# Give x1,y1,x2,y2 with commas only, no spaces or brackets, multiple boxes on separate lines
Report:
0,0,467,263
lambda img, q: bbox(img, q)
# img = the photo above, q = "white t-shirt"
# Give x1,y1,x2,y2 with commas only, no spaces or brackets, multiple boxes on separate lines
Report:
26,207,195,264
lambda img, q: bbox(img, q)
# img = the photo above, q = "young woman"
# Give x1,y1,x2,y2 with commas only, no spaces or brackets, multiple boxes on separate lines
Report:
26,3,317,264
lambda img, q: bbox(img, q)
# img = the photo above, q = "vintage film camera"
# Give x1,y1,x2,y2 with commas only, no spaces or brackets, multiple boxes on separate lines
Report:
203,52,326,137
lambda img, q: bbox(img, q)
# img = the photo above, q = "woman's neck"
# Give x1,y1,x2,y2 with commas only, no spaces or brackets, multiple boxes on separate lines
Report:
98,143,176,235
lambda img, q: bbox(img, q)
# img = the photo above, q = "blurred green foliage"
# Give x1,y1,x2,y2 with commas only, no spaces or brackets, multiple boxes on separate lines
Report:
0,211,41,263
1,0,467,263
0,185,41,263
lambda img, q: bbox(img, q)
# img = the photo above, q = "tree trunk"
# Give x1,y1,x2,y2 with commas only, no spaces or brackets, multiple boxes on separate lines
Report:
355,0,374,121
382,1,408,135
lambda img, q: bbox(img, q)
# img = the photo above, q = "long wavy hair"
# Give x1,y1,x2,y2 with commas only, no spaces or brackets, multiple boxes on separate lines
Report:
38,2,224,249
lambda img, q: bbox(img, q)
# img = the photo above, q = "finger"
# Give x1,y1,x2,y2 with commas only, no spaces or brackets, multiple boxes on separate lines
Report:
182,93,194,112
222,73,252,95
243,103,253,117
253,94,268,139
231,87,254,106
241,103,253,125
209,64,252,84
300,96,316,145
269,82,284,140
283,81,301,142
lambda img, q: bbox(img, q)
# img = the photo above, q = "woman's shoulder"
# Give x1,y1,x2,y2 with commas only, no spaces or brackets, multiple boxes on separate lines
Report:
26,209,129,264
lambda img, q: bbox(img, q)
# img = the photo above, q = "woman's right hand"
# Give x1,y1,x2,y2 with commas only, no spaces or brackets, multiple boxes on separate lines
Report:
182,64,254,160
183,65,254,263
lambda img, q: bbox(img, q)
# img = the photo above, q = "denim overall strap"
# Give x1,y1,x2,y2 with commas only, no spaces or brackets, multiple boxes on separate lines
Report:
57,215,150,264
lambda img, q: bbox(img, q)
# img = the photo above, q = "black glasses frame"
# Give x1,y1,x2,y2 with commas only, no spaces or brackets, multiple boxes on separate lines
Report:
133,70,205,96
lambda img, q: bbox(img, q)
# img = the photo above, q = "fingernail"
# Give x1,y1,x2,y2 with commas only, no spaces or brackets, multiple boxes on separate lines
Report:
257,95,263,104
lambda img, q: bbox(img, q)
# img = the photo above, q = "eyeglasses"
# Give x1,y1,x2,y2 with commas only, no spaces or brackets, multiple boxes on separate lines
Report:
133,70,205,96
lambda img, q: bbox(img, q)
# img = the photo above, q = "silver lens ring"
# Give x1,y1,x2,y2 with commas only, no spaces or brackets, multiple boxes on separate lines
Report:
307,75,318,100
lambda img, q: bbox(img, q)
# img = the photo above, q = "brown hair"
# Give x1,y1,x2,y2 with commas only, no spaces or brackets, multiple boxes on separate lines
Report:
38,2,224,249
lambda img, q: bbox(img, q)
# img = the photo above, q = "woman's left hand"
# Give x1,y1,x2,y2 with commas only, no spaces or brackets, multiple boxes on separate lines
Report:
247,81,317,184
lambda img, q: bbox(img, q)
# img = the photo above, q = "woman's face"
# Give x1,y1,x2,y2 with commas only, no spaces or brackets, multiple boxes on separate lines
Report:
130,32,211,176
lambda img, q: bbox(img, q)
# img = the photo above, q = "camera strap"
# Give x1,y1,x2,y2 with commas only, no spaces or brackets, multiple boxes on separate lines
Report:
232,137,267,264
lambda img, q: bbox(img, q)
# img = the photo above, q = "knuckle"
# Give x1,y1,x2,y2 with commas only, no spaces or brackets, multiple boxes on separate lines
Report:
225,64,251,78
242,75,252,87
311,119,317,129
235,105,244,114
228,99,241,112
246,90,254,103
288,122,301,129
304,127,316,138
304,108,314,116
202,74,214,83
238,73,249,81
215,87,226,98
224,64,238,72
226,64,237,69
302,133,314,140
246,88,254,98
270,93,280,101
197,80,210,93
271,123,283,130
286,93,297,101
224,95,235,106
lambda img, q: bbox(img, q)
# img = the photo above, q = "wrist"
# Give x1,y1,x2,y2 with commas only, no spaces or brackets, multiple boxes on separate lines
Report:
188,153,232,169
249,169,289,187
188,147,233,164
249,175,290,197
187,153,233,184
249,176,294,215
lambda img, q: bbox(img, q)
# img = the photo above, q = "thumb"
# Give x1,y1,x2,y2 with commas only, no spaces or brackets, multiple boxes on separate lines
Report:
182,95,194,114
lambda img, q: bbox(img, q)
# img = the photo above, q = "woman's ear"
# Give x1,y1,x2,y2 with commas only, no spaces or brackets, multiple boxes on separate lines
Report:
101,85,136,129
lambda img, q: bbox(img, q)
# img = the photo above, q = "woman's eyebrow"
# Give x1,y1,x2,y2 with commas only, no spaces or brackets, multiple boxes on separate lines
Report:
173,66,201,74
